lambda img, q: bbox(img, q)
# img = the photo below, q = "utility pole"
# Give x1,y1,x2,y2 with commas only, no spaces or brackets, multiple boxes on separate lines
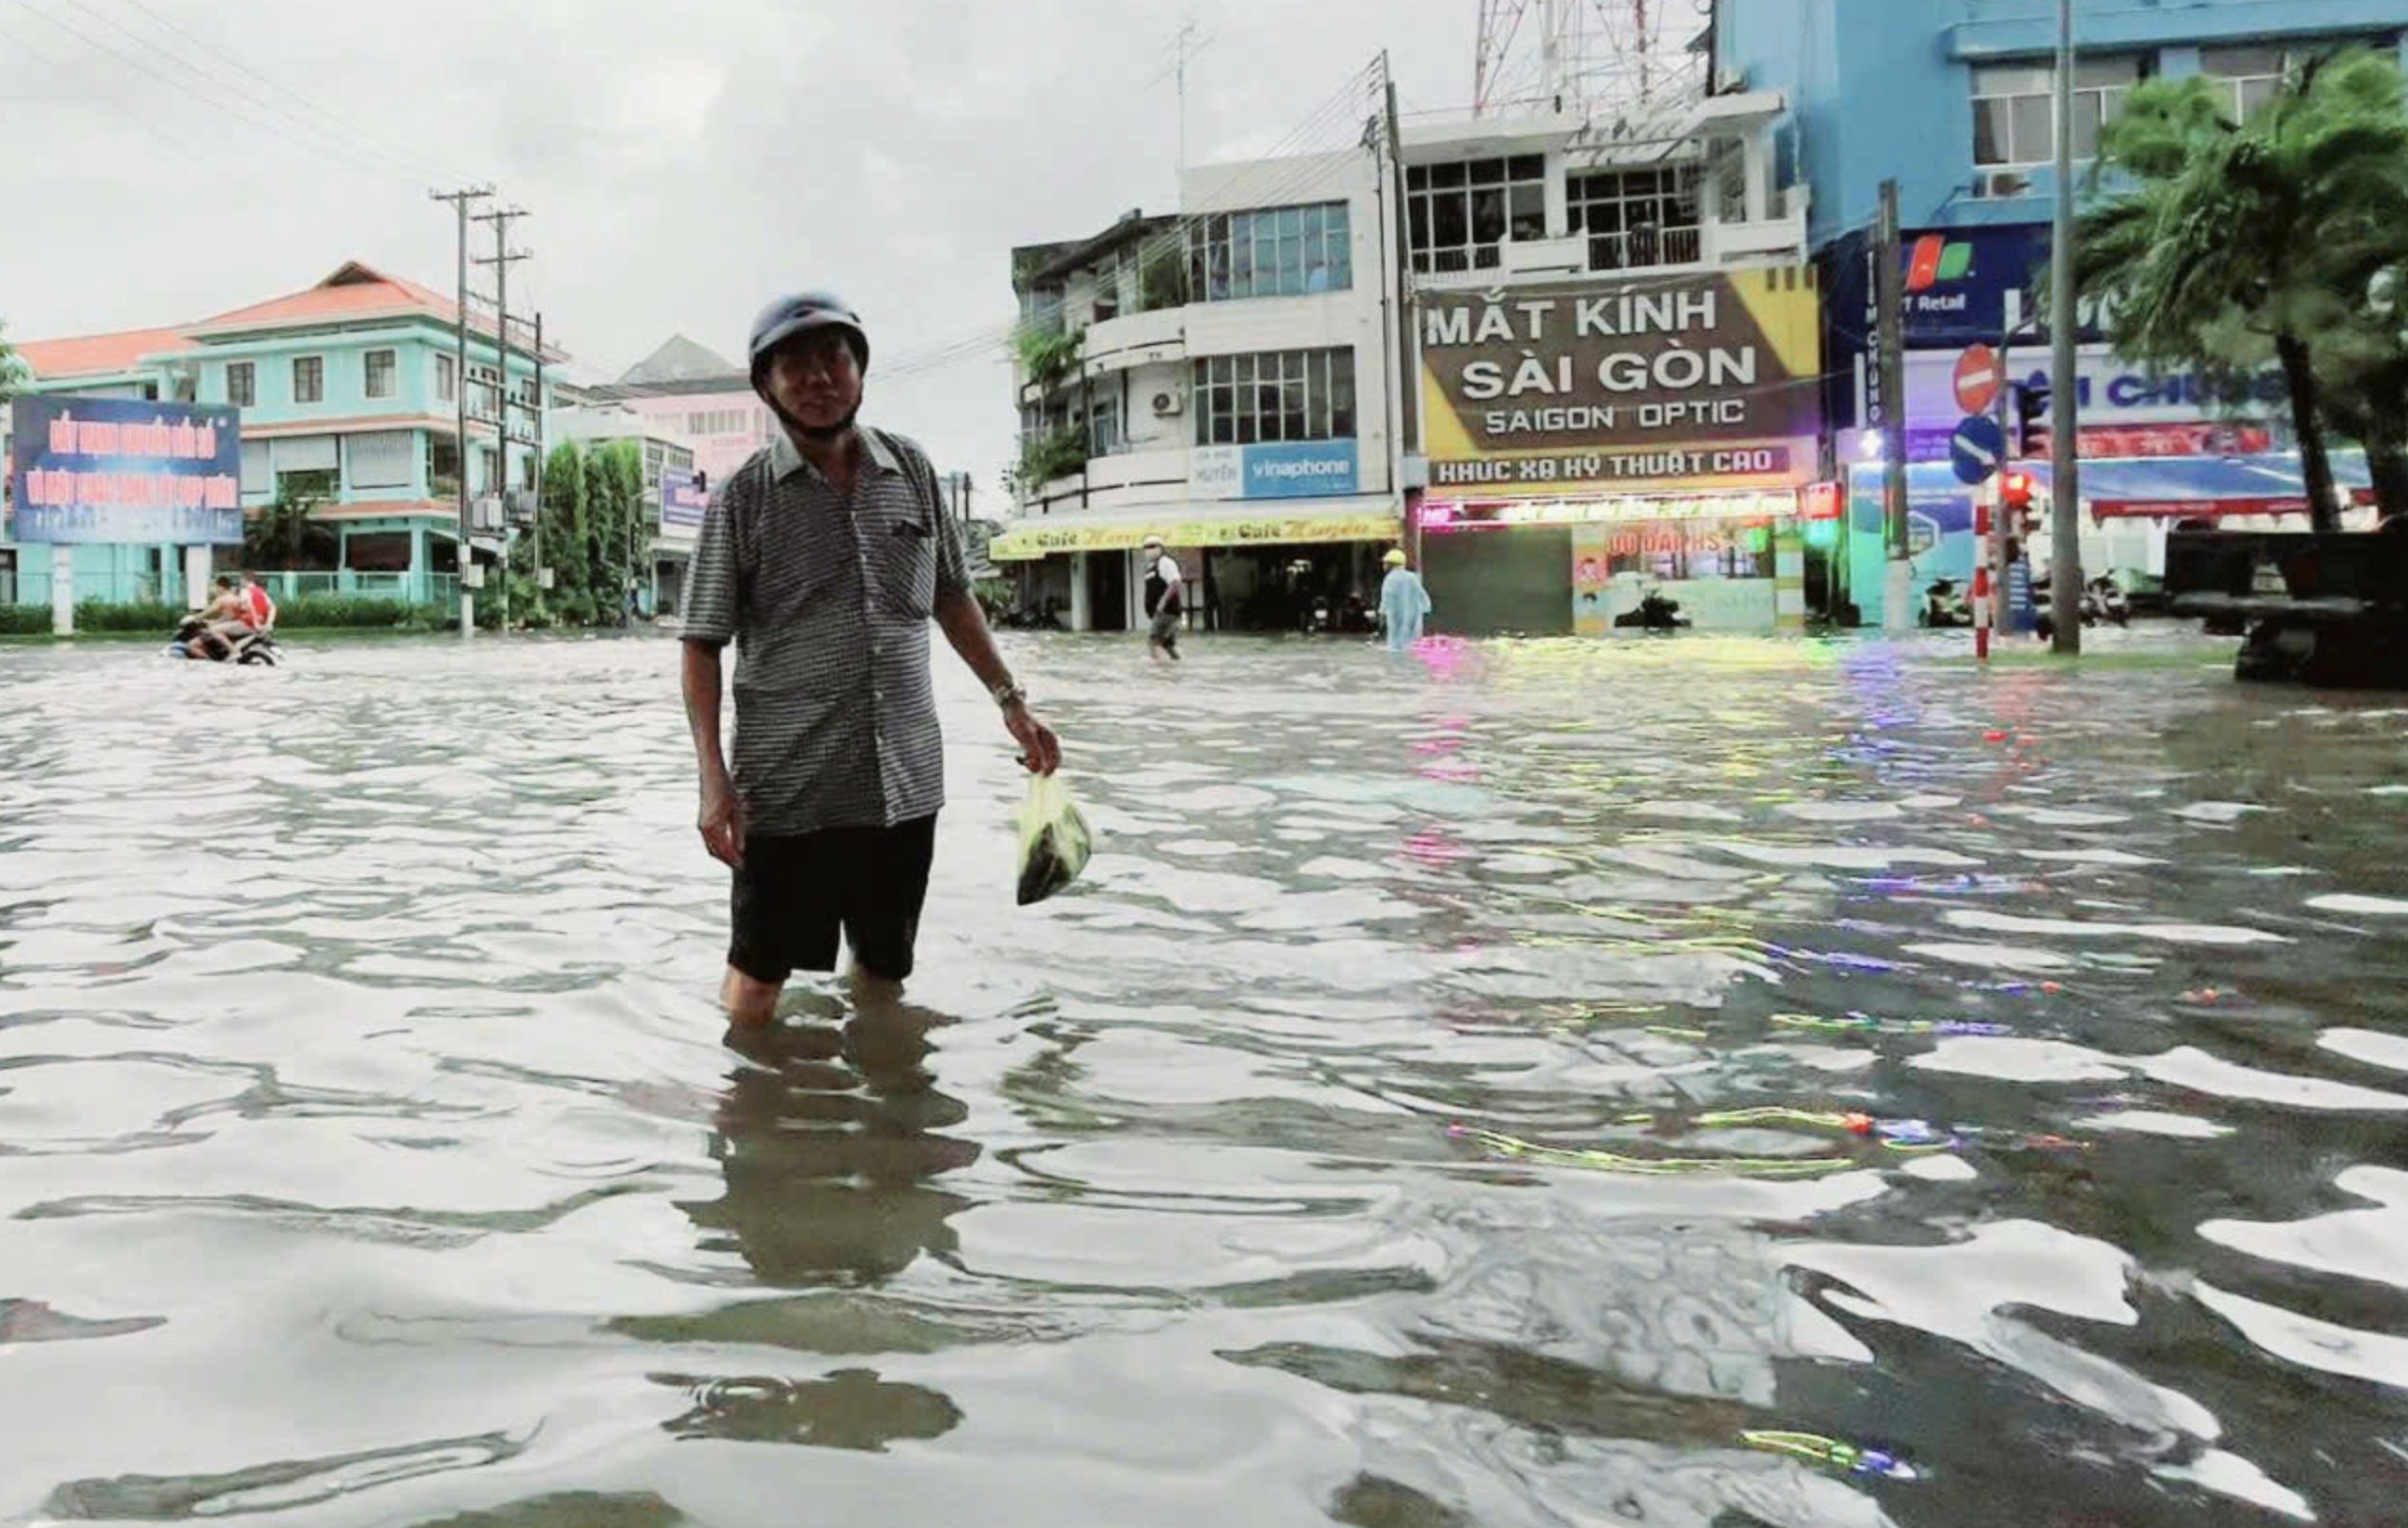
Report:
531,310,546,624
2048,0,2083,655
1876,177,1911,628
472,205,529,633
431,184,491,637
1382,53,1420,565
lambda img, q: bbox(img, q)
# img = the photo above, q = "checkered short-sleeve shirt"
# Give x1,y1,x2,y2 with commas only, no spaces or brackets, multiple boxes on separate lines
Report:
680,425,970,835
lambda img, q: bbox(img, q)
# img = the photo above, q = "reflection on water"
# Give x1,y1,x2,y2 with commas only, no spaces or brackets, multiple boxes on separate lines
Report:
2,628,2406,1526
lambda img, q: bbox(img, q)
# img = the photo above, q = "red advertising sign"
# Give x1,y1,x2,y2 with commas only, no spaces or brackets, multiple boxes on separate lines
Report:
1802,479,1842,520
1954,345,2002,416
2022,421,2275,459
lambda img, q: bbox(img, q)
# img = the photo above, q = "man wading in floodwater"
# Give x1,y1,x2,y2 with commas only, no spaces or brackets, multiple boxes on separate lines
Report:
680,291,1062,1034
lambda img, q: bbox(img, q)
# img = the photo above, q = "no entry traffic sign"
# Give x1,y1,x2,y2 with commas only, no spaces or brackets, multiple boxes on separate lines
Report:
1954,344,2003,416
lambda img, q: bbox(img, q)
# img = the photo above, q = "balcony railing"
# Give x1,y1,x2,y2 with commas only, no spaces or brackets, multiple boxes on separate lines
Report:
1585,226,1704,272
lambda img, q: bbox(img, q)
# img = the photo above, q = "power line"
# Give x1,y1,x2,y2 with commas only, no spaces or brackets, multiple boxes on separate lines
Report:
116,0,478,186
6,0,446,191
0,5,182,148
49,0,453,188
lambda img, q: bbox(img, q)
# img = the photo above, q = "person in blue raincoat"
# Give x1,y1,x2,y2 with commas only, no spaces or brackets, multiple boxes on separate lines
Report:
1378,549,1431,652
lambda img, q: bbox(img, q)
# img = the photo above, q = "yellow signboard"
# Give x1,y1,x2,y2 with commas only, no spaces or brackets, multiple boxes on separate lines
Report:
990,511,1398,562
1419,266,1823,497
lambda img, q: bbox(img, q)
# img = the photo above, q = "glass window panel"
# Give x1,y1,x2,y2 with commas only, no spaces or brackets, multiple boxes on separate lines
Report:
1433,190,1468,247
1408,196,1430,251
1510,184,1547,240
1276,207,1302,236
1331,238,1350,290
1475,245,1502,269
2010,94,2052,161
1300,204,1322,239
1280,235,1304,290
1510,154,1545,179
1286,404,1307,441
2076,56,2139,87
1472,188,1507,244
1469,158,1504,185
1327,203,1347,238
1973,98,2010,164
1432,161,1465,188
1212,355,1232,384
1209,245,1230,300
2072,93,2102,157
1407,164,1429,190
1232,236,1252,293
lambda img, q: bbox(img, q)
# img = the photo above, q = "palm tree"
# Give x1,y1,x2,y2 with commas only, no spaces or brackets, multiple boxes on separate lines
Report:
2076,47,2408,531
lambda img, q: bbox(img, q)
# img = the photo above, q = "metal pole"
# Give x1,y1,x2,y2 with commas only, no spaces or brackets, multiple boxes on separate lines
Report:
532,310,546,624
430,185,489,635
1877,177,1911,628
2049,0,2082,654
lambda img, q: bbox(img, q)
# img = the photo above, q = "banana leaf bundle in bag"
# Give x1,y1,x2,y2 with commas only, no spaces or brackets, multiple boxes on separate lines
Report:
1016,773,1094,906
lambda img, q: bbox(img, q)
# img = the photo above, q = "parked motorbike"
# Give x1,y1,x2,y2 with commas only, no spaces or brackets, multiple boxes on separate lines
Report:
167,615,281,666
1918,577,1973,629
1613,591,1692,631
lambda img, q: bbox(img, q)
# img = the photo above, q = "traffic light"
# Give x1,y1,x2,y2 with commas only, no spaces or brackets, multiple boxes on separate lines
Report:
2000,469,2036,533
2013,380,2052,455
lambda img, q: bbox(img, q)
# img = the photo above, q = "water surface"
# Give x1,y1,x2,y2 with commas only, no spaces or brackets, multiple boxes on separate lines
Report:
3,627,2406,1526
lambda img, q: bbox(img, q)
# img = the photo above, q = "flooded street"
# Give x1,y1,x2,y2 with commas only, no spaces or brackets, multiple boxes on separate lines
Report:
6,627,2408,1527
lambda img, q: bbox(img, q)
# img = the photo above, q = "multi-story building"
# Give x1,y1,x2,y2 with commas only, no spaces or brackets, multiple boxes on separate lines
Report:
1399,90,1822,634
582,335,776,491
996,153,1410,633
545,401,699,616
3,260,561,608
1713,0,2404,620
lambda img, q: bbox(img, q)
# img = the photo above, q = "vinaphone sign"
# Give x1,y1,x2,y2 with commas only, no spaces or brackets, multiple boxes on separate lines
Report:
1418,267,1822,496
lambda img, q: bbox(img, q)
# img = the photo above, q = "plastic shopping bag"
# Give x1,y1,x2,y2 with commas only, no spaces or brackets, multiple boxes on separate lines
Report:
1016,773,1094,906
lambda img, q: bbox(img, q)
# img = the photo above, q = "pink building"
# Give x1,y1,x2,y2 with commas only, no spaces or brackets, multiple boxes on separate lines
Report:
585,335,773,490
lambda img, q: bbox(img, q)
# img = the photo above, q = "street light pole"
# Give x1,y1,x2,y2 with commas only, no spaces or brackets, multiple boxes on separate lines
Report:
2048,0,2083,654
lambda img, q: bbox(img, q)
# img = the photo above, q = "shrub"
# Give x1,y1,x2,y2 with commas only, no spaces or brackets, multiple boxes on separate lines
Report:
73,599,184,632
274,594,417,629
1,605,51,634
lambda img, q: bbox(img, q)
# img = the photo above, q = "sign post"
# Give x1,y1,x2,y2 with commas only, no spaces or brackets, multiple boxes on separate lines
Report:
1949,414,2006,662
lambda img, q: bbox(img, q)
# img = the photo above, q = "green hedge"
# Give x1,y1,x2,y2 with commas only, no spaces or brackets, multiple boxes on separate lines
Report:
1,599,450,635
73,599,185,632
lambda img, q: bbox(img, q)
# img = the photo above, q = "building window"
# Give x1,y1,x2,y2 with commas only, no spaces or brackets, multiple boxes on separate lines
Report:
1085,390,1122,457
429,434,461,497
345,429,414,490
435,354,457,402
681,407,755,436
1973,57,2140,166
364,348,397,401
1568,166,1703,270
479,447,501,493
226,362,255,408
1186,201,1352,301
1191,347,1355,446
1406,156,1546,274
2199,46,2316,121
292,355,324,404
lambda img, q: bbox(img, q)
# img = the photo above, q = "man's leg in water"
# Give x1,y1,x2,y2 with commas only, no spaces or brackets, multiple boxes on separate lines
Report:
720,965,781,1031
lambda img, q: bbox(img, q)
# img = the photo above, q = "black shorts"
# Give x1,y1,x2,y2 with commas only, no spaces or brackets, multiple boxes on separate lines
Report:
729,815,937,983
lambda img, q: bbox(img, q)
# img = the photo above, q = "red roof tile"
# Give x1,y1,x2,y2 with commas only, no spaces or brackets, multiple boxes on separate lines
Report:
16,326,200,379
190,261,464,334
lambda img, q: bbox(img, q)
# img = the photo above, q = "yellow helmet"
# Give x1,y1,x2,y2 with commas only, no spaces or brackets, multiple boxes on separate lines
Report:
1383,550,1408,568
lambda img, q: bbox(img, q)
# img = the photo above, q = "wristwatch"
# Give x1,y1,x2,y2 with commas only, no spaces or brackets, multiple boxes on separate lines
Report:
991,680,1028,711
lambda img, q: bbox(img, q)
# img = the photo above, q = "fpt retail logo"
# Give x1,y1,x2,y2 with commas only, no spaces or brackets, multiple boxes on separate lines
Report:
1904,234,1973,293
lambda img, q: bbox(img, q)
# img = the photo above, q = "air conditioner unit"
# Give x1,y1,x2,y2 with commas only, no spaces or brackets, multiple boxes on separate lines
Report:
1152,391,1184,416
505,488,538,526
1973,169,2033,199
470,494,505,533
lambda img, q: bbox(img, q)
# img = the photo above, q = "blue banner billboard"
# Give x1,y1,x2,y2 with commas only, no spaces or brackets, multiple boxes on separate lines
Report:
660,466,708,529
9,396,243,544
1244,438,1358,498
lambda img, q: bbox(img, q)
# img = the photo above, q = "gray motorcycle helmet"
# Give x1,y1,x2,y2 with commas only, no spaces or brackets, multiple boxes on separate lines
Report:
748,290,869,389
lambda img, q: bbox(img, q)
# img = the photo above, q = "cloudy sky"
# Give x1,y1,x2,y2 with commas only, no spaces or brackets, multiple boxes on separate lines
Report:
1,0,1488,497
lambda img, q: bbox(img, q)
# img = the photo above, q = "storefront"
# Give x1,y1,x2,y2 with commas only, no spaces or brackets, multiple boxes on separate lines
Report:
988,500,1400,632
1416,267,1825,635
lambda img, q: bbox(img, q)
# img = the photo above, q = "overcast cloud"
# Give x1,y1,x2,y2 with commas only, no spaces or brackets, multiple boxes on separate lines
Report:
0,0,1473,498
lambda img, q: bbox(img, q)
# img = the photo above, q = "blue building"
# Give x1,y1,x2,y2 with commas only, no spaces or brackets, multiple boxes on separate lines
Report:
4,261,560,611
1711,0,2408,246
1709,0,2405,624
